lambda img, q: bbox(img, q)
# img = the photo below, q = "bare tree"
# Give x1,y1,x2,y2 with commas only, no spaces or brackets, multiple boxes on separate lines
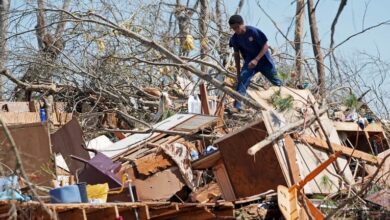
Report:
294,0,305,83
199,0,209,72
307,0,325,97
0,0,10,100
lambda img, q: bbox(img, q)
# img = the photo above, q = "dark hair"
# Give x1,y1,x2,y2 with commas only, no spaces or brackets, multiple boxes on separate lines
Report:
229,15,244,25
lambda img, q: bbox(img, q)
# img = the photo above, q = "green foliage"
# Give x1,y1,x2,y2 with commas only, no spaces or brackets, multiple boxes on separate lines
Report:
162,109,175,120
277,71,289,82
320,175,333,192
270,90,294,112
344,93,359,109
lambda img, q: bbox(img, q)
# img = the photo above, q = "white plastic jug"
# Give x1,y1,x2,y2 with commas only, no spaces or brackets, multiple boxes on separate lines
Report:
188,95,201,114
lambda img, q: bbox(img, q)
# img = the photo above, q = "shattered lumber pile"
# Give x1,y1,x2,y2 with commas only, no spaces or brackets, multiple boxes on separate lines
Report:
0,87,389,219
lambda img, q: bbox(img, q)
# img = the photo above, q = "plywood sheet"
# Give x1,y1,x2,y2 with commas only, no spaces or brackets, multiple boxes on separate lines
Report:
0,112,72,126
0,123,53,186
334,121,384,132
0,102,30,112
214,120,287,199
51,118,90,174
107,114,194,158
173,115,218,133
133,167,185,201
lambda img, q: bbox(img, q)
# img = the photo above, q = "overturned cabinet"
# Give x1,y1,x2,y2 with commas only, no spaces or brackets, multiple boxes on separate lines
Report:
194,120,288,201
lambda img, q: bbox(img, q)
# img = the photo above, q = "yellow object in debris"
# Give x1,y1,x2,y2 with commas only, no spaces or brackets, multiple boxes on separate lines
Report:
159,66,170,75
86,183,109,203
201,38,208,48
182,35,195,52
225,76,236,86
96,38,106,53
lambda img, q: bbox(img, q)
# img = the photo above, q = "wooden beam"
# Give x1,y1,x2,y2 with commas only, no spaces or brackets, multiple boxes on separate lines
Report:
333,121,384,133
284,135,301,184
58,208,87,220
299,135,381,165
191,151,221,170
199,83,210,115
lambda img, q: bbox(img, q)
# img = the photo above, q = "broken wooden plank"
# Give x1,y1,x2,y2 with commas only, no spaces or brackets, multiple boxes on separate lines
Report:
190,182,221,203
212,160,236,201
134,151,173,176
333,121,384,132
172,115,218,133
133,167,186,201
191,151,221,170
299,135,381,165
284,135,301,184
199,83,210,115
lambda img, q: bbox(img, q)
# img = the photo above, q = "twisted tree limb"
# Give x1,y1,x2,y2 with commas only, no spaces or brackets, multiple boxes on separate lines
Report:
0,69,58,93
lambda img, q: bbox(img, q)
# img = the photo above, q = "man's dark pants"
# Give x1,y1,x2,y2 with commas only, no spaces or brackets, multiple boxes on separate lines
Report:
234,64,282,109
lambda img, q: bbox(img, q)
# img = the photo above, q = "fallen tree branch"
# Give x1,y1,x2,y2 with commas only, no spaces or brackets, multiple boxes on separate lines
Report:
247,106,328,155
0,69,58,93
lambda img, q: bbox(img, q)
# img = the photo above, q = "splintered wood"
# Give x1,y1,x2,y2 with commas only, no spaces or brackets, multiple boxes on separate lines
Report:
134,151,173,176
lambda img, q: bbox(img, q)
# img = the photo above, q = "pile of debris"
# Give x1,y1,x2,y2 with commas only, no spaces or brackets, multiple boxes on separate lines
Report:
0,86,388,219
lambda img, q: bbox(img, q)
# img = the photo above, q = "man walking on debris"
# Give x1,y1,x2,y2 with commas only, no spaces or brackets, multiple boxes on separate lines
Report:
229,15,282,112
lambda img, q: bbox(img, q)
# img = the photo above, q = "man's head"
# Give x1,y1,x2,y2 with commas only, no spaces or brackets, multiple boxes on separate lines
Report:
229,15,245,35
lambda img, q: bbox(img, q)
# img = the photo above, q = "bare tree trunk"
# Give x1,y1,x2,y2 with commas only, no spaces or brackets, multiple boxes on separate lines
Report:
16,0,69,101
307,0,326,97
294,0,305,84
175,0,192,56
215,0,228,65
199,0,209,73
0,0,10,100
235,0,245,15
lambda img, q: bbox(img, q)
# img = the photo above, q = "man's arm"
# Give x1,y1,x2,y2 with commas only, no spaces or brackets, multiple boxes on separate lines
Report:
248,42,269,69
234,50,241,77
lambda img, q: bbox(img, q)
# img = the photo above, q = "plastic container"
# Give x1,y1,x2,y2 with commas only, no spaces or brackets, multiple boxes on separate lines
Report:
77,183,89,203
190,149,199,160
188,95,201,114
50,185,82,203
86,183,109,203
39,108,47,122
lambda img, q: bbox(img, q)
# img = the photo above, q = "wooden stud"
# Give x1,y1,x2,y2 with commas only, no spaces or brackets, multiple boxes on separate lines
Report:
299,135,381,164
